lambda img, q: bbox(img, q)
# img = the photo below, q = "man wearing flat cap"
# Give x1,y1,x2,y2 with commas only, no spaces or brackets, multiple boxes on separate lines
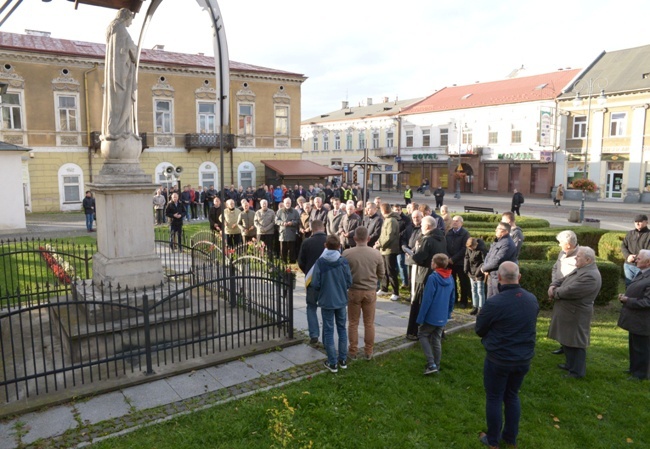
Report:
622,214,650,287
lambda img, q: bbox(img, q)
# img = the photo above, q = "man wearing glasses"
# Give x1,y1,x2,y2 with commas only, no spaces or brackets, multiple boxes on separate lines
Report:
481,222,518,298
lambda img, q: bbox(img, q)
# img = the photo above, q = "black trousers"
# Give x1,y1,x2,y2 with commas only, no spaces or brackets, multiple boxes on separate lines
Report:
451,265,471,305
511,205,521,216
381,253,399,295
629,333,650,379
406,282,424,337
563,345,587,378
280,240,296,264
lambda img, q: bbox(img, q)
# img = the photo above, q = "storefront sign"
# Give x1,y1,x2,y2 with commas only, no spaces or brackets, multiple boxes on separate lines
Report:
497,152,536,160
413,153,439,160
539,109,552,146
601,153,629,161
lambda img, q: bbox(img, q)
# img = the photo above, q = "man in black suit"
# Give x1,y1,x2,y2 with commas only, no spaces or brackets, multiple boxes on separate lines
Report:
297,220,328,345
618,249,650,380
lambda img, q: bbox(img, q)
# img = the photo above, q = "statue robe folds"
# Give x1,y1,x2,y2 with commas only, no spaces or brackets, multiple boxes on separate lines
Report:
100,8,142,165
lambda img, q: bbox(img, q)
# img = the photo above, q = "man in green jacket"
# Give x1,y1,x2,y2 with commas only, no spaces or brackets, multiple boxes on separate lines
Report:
375,203,400,301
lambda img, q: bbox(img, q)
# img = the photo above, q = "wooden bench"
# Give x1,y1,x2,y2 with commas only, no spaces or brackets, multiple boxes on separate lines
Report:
464,206,498,214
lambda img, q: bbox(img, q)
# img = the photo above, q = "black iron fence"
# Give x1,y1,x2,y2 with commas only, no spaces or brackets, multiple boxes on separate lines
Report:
0,234,294,405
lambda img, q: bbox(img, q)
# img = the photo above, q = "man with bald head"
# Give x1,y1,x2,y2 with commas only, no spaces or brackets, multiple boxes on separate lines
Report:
476,261,539,449
618,248,650,380
548,246,602,379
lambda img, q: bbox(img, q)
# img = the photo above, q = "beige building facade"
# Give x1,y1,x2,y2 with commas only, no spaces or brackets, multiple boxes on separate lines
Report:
0,31,306,212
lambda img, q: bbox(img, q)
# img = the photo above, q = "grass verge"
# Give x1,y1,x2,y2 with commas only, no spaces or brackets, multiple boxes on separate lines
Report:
91,303,649,449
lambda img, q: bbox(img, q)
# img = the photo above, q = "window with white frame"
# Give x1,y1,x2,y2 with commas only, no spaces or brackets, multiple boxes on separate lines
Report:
422,129,431,147
346,131,353,150
197,102,216,133
312,134,319,151
57,163,84,210
488,128,498,144
406,130,413,147
238,161,256,189
274,105,289,136
573,116,587,138
610,112,626,137
238,103,253,135
323,132,329,151
462,128,473,145
57,95,78,131
359,131,366,150
334,133,341,150
511,126,522,144
372,130,380,149
386,130,394,147
440,128,448,146
1,92,23,130
199,161,219,189
155,99,172,133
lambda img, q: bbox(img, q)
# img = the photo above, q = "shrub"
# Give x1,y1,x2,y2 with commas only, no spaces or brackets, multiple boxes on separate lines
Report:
517,242,560,261
459,213,550,228
519,259,620,309
598,232,626,275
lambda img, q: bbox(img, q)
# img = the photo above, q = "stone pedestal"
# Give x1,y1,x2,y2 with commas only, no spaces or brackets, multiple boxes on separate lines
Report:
89,166,163,290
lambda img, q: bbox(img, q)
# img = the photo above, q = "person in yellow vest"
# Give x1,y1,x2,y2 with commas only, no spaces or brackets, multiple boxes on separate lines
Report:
404,185,413,205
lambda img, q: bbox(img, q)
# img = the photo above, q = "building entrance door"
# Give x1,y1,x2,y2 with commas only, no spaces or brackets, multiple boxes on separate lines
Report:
605,170,623,199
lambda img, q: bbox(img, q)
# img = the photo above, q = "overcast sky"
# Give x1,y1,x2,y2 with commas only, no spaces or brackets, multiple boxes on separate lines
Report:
2,0,650,120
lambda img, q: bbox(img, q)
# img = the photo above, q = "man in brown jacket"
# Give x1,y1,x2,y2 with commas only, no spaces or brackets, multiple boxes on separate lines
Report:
343,226,385,360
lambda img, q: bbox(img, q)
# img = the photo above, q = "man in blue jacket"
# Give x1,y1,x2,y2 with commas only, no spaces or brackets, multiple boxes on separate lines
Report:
475,261,539,449
311,235,353,373
417,253,456,375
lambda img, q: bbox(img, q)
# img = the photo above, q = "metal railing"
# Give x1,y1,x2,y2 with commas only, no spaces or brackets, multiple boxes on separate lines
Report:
0,234,293,405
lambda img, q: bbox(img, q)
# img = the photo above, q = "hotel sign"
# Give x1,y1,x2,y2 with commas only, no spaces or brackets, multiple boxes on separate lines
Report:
413,153,439,160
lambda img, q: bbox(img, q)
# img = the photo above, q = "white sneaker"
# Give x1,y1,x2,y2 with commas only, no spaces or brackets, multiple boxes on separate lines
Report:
390,294,400,301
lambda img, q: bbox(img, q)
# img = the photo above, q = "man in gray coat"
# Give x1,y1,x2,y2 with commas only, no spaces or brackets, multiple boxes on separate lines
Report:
547,246,602,378
275,197,301,263
618,249,650,380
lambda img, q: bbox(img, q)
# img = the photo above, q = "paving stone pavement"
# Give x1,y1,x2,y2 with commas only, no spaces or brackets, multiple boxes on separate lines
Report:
0,268,475,449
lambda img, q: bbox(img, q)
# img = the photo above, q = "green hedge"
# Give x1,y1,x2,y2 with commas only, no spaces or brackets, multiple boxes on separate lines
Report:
519,259,620,309
459,213,550,228
517,242,560,261
598,232,626,271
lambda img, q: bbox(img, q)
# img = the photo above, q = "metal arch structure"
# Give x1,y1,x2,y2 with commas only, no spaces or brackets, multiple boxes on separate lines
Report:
133,0,230,138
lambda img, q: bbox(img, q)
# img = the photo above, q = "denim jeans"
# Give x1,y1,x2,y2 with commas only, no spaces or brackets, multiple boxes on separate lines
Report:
397,253,409,286
85,213,94,231
470,278,486,308
418,323,443,367
321,307,348,366
483,358,530,447
305,286,320,339
624,263,641,287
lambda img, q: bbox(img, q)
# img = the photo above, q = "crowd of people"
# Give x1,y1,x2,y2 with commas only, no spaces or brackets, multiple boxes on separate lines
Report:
156,182,650,448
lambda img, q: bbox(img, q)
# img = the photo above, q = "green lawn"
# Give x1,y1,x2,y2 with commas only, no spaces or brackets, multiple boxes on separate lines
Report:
93,304,649,449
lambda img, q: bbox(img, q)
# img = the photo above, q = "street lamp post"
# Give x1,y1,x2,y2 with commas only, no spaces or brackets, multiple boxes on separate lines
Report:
572,79,606,223
454,121,463,199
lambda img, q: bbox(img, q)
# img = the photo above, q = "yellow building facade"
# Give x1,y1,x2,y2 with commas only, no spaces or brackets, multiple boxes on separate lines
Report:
0,31,306,212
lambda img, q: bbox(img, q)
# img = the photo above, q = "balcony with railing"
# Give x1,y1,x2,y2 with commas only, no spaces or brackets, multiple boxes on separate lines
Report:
184,133,236,152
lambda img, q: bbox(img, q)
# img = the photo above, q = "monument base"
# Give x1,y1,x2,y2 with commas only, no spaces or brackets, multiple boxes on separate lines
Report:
93,252,163,290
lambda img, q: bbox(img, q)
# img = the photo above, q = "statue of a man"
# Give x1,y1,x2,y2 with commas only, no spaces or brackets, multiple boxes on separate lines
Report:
101,8,138,141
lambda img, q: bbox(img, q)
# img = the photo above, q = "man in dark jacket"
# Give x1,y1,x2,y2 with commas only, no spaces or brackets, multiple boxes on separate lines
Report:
362,202,383,247
621,214,650,287
297,220,328,345
476,261,539,449
433,186,445,209
166,192,186,251
511,189,524,216
406,216,447,339
481,222,518,298
82,190,96,232
618,249,650,380
446,215,471,308
208,197,222,235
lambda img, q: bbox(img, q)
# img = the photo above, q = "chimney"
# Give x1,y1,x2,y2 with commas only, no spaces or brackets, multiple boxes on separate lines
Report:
367,97,373,106
153,44,165,51
342,100,349,109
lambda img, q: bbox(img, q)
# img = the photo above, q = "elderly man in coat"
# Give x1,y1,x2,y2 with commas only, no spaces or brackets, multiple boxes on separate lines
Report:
547,246,602,378
618,249,650,380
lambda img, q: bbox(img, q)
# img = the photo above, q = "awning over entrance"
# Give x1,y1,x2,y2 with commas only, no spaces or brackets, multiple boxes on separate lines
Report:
261,160,343,179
